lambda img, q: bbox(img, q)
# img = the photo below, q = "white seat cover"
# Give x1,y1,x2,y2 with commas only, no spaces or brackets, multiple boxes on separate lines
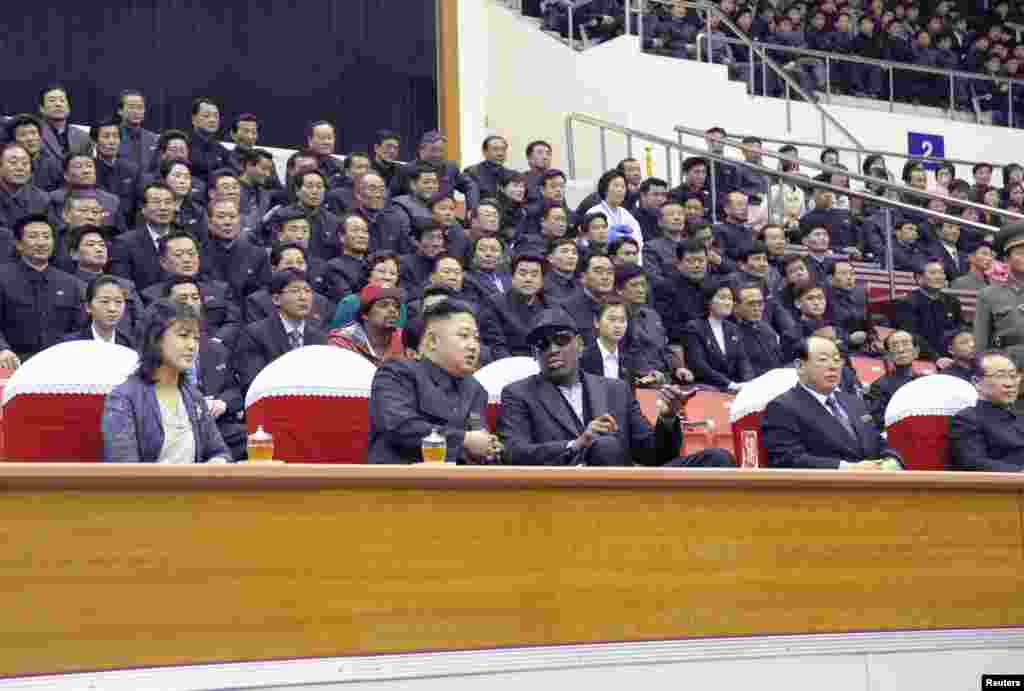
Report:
884,374,977,428
245,345,377,408
473,356,541,403
2,341,139,406
728,367,799,423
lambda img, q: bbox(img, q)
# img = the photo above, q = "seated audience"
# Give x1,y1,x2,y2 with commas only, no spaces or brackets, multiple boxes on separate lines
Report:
324,212,371,302
368,299,496,464
889,218,929,273
8,114,62,193
485,252,550,359
330,250,403,329
0,214,85,369
763,336,904,470
654,237,709,346
400,225,447,291
66,225,145,335
950,350,1024,472
616,264,673,384
0,143,50,230
944,331,977,382
498,308,735,467
329,285,405,366
563,252,616,343
732,282,783,378
202,196,270,301
110,182,177,291
247,243,334,329
233,269,328,394
61,274,135,348
580,297,635,382
827,260,868,348
893,258,963,362
390,130,479,211
864,330,921,429
642,200,686,292
542,237,580,303
464,235,511,298
950,241,994,291
462,135,511,200
269,207,330,297
586,169,644,260
682,280,753,392
102,300,231,464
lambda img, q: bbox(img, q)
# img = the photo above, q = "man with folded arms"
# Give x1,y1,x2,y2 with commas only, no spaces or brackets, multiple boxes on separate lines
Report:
498,308,735,467
763,336,903,470
949,350,1024,472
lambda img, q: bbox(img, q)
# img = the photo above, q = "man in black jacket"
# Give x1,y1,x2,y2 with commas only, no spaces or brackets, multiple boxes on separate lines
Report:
0,215,85,369
0,143,50,229
893,259,963,362
950,350,1024,472
390,131,479,211
462,135,510,200
562,252,615,344
732,282,782,378
654,238,708,345
233,269,328,394
324,213,370,302
188,98,231,183
245,243,333,328
91,118,139,222
864,330,920,429
202,197,270,301
109,182,177,291
485,253,550,359
116,89,158,174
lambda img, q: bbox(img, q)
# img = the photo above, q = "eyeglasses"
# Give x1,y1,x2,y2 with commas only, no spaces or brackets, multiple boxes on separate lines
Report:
532,331,575,352
983,370,1021,382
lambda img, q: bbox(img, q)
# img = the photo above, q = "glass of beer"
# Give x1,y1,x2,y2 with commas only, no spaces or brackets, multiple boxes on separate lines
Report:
247,425,275,462
421,427,447,464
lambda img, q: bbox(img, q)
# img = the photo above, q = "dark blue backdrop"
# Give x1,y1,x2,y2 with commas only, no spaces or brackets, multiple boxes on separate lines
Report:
0,0,438,158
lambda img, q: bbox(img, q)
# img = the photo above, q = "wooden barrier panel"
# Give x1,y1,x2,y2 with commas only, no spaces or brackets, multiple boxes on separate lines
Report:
0,464,1022,678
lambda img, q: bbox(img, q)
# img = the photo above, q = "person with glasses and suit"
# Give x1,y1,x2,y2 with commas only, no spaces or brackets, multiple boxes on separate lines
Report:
497,308,736,468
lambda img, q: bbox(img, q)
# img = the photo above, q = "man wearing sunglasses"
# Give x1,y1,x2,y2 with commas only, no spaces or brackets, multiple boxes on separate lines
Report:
949,350,1024,472
497,308,736,468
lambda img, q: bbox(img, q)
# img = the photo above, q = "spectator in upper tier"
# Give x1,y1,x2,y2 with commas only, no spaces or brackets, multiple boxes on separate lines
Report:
0,143,50,230
305,120,343,189
463,135,511,200
247,243,333,329
116,89,158,174
61,274,135,348
523,140,553,202
7,114,62,192
851,16,885,98
371,130,402,191
951,241,995,291
682,280,753,392
0,215,85,369
732,281,783,378
889,218,929,273
188,98,230,183
585,169,644,263
646,0,699,57
391,131,479,212
800,187,861,259
893,258,963,363
37,85,93,161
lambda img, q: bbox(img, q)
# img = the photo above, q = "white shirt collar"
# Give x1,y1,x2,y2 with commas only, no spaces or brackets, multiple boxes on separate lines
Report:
91,323,116,344
597,339,619,361
800,382,835,407
280,316,305,337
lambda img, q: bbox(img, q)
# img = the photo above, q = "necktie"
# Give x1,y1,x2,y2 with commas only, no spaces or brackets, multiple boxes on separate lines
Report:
289,330,303,351
826,396,857,440
186,366,200,390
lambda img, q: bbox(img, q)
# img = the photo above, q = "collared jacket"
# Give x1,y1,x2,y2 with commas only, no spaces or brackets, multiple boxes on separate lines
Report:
102,373,230,463
0,183,50,229
391,159,480,210
0,260,85,360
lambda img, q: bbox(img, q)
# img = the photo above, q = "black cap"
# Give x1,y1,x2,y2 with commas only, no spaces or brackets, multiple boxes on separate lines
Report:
526,308,579,347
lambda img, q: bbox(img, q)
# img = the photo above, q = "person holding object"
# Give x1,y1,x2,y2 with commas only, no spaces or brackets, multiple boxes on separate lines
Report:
762,336,903,471
949,350,1024,472
102,300,231,463
498,308,736,467
367,299,498,464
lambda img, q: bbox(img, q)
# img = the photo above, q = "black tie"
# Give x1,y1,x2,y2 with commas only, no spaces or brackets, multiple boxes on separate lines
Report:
826,396,857,440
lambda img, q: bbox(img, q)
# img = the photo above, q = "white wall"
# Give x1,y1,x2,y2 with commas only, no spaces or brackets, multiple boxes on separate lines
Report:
463,0,1024,186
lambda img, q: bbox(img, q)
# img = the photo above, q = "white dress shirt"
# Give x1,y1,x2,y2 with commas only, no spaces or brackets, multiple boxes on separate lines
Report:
597,339,620,380
558,380,585,423
708,317,727,355
91,323,116,344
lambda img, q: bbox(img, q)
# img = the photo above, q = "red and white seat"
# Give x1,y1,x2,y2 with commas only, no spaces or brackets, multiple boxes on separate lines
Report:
884,374,977,471
1,341,139,462
245,346,376,463
473,356,540,430
729,368,799,468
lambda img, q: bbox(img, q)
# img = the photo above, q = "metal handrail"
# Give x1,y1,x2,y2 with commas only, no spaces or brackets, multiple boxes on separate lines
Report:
673,123,1024,224
711,133,1007,170
625,0,865,154
565,112,1000,300
647,0,1022,124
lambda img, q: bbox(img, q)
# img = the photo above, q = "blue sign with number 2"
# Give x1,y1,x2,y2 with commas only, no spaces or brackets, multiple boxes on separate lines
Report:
907,132,945,170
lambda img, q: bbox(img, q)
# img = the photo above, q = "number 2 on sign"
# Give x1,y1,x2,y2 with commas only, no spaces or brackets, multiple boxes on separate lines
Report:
920,140,933,158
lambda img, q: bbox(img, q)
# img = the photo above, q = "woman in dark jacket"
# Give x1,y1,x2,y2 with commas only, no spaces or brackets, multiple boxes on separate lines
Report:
102,300,230,463
682,280,753,392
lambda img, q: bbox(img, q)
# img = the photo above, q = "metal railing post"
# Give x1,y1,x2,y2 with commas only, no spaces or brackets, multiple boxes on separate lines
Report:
664,144,673,186
884,208,895,301
1010,81,1015,128
762,58,768,96
825,55,831,103
704,9,712,63
568,2,575,50
599,125,608,172
709,156,718,224
889,66,894,112
565,116,577,179
949,74,955,118
748,50,755,95
785,81,792,132
627,133,634,159
638,0,644,45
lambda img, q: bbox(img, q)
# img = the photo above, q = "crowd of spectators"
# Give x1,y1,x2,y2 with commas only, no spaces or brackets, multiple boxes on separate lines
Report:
536,0,1024,125
1,82,1022,468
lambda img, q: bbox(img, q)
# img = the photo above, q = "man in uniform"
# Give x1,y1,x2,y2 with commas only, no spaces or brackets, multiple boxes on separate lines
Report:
975,224,1024,368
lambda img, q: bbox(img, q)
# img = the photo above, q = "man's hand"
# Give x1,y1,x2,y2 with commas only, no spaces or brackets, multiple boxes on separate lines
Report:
0,350,20,371
464,430,496,459
575,414,618,451
843,246,863,259
707,249,723,266
674,367,695,383
936,357,954,370
867,457,903,471
849,331,867,346
205,398,227,419
845,460,882,471
637,372,666,387
656,385,696,420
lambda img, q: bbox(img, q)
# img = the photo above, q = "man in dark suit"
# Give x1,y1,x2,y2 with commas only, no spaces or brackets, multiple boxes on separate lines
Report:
893,258,963,362
653,238,708,346
0,215,85,369
762,336,904,470
863,330,920,430
246,243,333,329
950,350,1024,472
484,252,551,359
116,89,159,174
498,308,735,467
201,196,270,301
37,85,93,161
109,182,177,290
90,118,140,223
827,259,869,347
732,282,782,378
368,299,498,464
562,252,616,344
0,143,51,230
232,269,328,394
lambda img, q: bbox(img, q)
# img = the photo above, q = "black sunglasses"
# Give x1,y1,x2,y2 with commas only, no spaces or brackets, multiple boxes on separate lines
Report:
532,331,575,352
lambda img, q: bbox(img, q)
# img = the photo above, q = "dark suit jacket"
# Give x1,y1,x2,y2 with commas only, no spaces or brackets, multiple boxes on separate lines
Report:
682,318,753,389
110,226,164,291
949,401,1024,472
117,125,159,174
580,340,635,383
61,324,136,349
232,315,328,393
197,338,244,419
562,289,603,344
0,261,85,360
762,385,901,469
244,288,333,330
201,236,270,300
892,289,963,361
484,289,550,359
367,358,489,465
735,318,782,378
141,279,242,344
41,122,93,161
498,372,682,467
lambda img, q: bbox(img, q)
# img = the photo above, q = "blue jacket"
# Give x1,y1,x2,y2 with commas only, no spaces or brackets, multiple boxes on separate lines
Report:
102,373,230,463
